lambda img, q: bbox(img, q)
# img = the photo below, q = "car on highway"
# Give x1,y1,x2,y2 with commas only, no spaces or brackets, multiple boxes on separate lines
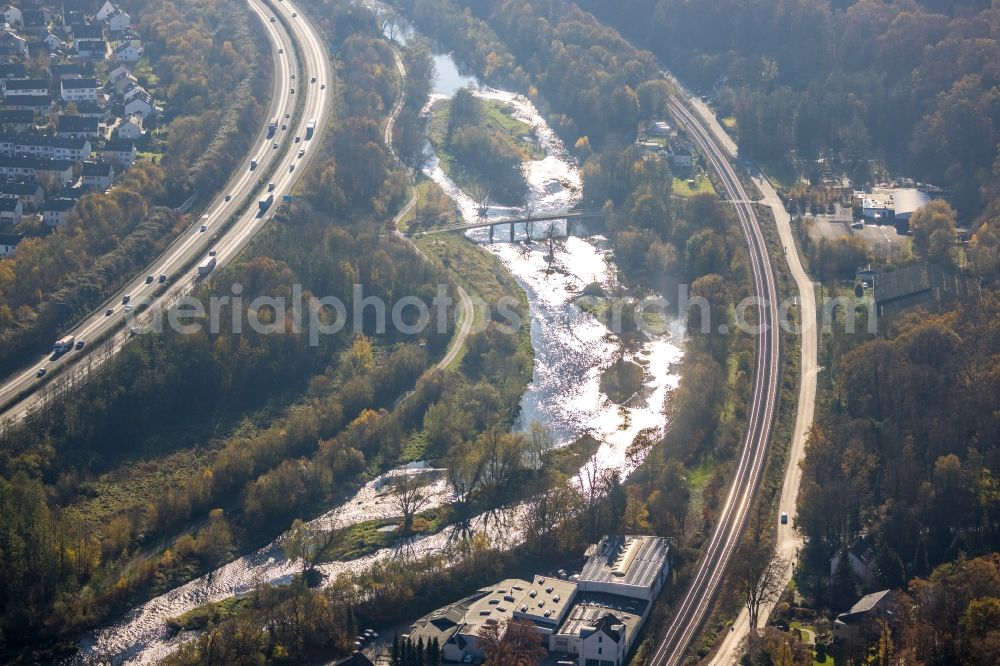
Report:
122,295,131,305
105,308,114,316
272,142,279,149
145,275,154,284
281,123,287,130
289,164,295,172
36,367,46,378
321,83,326,89
158,274,167,283
225,194,232,201
278,47,283,53
268,182,276,191
270,15,275,21
290,87,295,94
208,249,217,257
75,340,85,350
285,113,290,119
311,76,316,83
298,148,304,158
294,135,300,143
200,224,208,232
292,11,297,16
291,73,295,79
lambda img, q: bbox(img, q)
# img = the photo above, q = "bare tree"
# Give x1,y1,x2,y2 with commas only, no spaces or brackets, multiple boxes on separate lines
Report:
478,618,547,666
732,540,787,633
390,472,432,535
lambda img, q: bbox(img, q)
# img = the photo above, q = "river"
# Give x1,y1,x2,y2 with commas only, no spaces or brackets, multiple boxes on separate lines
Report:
77,20,682,666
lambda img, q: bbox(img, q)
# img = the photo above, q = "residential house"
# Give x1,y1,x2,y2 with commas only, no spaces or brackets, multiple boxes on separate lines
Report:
830,535,877,587
81,160,113,190
71,23,103,42
5,95,54,118
57,114,99,138
50,63,84,84
43,31,67,51
0,155,76,183
108,28,140,48
122,83,145,103
106,8,129,31
0,195,22,226
5,79,50,98
666,136,693,170
0,29,27,56
70,100,107,118
0,4,22,28
102,137,134,166
0,109,34,132
60,76,98,102
0,132,91,161
63,10,84,30
42,196,77,227
21,9,47,37
833,590,900,652
116,113,143,140
75,39,105,59
0,180,44,211
0,231,22,257
0,63,26,82
124,91,156,118
112,41,139,62
107,64,129,83
95,0,118,22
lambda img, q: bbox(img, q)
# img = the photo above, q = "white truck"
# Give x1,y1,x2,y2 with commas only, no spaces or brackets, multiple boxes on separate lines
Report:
198,255,217,277
53,335,75,354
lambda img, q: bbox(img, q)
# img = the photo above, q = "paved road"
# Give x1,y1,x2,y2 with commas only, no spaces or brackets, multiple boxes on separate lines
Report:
709,172,817,664
0,0,332,424
650,95,782,665
384,44,474,371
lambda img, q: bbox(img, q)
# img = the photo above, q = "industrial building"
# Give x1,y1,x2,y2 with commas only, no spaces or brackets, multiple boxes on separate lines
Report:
407,536,670,666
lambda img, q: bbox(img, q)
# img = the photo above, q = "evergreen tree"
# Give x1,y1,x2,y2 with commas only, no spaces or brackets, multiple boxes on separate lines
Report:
831,550,860,611
392,633,401,666
416,636,425,666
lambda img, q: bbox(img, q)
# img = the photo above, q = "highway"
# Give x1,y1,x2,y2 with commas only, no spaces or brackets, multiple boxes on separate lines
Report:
650,96,782,665
0,0,332,424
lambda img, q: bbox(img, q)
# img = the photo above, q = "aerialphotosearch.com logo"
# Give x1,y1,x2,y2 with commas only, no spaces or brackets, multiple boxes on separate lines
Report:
123,283,878,344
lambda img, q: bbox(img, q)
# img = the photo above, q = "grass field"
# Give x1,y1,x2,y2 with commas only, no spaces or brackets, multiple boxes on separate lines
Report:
673,174,716,197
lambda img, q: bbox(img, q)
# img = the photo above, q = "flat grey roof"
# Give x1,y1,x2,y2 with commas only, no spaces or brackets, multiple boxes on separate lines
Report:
555,592,647,639
578,535,669,589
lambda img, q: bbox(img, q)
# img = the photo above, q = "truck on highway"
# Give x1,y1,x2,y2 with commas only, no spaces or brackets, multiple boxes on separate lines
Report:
268,118,278,137
198,255,217,277
52,335,75,354
259,193,274,213
305,119,316,140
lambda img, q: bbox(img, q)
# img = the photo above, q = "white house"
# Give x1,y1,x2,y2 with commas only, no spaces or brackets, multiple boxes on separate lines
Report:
0,231,22,257
96,1,118,22
0,196,21,226
106,8,129,31
112,42,140,62
43,197,77,227
60,77,98,102
0,30,27,56
116,113,143,140
0,5,22,27
102,138,135,166
124,92,157,118
123,84,145,103
82,160,114,190
43,31,66,51
4,79,49,98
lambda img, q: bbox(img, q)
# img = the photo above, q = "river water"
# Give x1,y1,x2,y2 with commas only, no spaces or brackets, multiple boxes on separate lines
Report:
78,24,682,666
